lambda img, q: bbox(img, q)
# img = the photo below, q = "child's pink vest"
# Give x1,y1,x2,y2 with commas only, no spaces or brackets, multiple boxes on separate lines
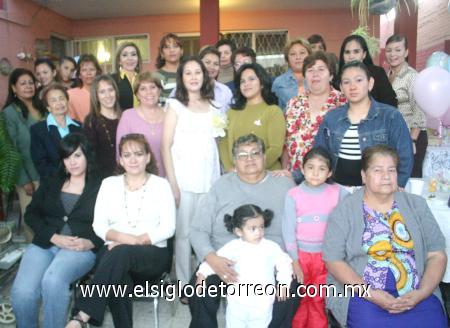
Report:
287,184,340,252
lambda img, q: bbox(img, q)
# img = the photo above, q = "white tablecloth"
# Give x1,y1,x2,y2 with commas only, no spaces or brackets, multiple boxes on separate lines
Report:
426,195,450,282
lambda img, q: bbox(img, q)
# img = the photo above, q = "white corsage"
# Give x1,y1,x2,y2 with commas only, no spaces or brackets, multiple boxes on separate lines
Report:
211,109,228,138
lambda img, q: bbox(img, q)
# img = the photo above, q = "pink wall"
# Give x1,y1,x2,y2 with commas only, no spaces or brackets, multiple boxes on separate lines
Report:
0,0,72,103
72,8,372,71
416,0,450,70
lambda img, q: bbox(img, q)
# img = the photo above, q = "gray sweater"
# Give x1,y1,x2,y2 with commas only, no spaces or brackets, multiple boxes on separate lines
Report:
189,172,295,262
322,188,446,327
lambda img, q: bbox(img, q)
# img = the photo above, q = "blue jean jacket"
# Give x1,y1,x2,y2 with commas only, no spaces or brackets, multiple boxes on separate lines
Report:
272,69,298,112
314,99,413,187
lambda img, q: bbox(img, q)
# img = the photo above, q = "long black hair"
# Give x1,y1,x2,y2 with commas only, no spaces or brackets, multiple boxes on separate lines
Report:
232,63,278,110
174,56,214,106
338,35,374,77
224,204,273,233
58,132,98,181
3,68,46,119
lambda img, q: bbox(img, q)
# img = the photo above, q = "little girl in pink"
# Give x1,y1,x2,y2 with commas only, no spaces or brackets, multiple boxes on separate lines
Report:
283,147,348,328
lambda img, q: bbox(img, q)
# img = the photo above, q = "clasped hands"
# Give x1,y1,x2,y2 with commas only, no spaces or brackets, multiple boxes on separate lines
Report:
50,234,94,251
368,288,426,313
107,233,151,250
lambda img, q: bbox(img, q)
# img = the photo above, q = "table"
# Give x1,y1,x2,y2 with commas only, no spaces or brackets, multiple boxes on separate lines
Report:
426,194,450,282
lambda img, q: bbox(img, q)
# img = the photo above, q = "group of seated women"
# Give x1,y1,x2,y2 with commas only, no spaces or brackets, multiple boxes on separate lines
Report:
0,30,445,328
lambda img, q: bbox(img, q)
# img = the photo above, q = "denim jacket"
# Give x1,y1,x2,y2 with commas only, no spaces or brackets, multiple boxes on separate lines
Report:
272,69,298,112
314,99,413,187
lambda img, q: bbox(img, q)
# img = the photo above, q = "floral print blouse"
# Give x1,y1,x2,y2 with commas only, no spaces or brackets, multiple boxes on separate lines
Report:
285,88,346,171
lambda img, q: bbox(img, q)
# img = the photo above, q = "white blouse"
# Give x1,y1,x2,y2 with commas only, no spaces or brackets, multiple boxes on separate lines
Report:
167,98,220,193
93,174,176,248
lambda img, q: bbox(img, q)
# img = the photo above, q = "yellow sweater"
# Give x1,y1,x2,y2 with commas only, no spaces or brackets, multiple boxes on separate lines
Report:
219,102,285,171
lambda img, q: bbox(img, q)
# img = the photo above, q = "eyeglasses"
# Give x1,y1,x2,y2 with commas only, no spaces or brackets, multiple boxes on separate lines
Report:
235,150,262,161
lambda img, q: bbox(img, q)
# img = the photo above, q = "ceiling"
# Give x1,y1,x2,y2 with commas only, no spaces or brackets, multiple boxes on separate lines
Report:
33,0,350,20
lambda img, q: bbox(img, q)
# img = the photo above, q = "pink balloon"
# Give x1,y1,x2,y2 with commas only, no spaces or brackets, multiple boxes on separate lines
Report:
413,67,450,118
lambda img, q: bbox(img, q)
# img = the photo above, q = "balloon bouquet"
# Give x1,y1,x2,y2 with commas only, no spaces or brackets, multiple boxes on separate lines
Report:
414,52,450,205
413,51,450,143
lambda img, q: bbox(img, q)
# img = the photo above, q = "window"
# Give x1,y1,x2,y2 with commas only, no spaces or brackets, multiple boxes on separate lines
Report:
178,30,287,77
70,34,150,73
223,30,287,77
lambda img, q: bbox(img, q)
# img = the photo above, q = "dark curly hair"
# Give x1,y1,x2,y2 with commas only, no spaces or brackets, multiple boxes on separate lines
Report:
232,63,278,110
3,68,46,119
224,204,273,233
75,54,102,88
215,39,236,52
175,56,214,106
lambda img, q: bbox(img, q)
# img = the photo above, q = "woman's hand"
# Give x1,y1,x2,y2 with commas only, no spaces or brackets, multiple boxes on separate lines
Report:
136,233,151,245
23,182,35,196
271,169,293,179
292,261,304,284
108,241,122,250
170,183,181,208
366,288,398,312
50,234,79,250
389,290,426,313
205,252,237,283
71,238,95,252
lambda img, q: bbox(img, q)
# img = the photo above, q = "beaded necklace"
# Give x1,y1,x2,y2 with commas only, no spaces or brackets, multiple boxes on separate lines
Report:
123,174,149,228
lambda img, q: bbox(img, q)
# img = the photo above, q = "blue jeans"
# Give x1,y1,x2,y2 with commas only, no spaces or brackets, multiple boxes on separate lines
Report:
11,244,96,328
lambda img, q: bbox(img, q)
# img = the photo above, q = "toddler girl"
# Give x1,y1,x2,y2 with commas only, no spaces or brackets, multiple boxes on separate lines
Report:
283,147,348,328
197,204,292,328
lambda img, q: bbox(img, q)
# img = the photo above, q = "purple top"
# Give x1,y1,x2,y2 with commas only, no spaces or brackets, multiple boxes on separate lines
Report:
116,108,165,177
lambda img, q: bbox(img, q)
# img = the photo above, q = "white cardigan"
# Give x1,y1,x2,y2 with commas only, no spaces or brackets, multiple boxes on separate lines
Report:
93,174,176,248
